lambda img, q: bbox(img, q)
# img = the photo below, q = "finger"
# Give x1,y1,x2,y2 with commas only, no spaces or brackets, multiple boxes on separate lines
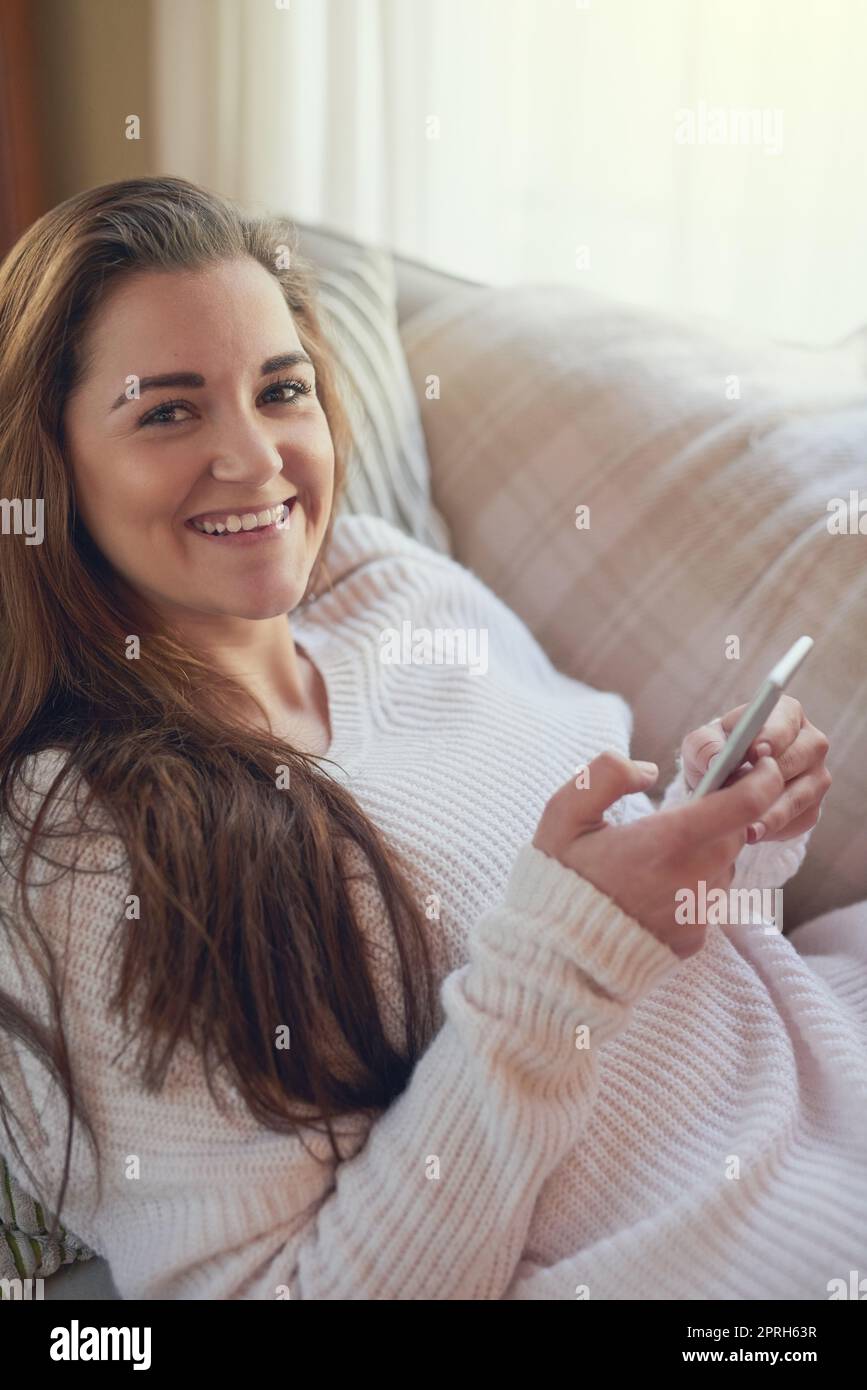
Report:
746,765,832,841
702,694,800,776
718,703,748,734
741,695,804,764
772,723,830,783
535,751,658,854
681,716,726,788
763,800,825,840
718,761,753,788
663,756,785,846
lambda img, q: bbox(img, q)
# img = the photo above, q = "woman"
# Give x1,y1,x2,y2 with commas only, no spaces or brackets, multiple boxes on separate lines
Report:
0,177,857,1302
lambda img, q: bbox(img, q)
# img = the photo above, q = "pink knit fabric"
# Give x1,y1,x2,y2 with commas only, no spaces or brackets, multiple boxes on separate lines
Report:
1,514,864,1300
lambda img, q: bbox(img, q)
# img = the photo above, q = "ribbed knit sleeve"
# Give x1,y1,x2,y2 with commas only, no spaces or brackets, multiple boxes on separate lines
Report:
1,809,680,1301
283,842,680,1300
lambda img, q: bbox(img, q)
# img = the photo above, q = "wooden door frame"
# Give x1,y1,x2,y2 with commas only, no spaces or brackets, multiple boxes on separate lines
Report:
0,0,45,257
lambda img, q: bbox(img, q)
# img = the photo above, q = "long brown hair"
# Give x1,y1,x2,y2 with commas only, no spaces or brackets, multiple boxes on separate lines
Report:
0,176,438,1238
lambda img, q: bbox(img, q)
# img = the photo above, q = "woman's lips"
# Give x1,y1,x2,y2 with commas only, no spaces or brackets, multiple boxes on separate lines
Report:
185,496,296,543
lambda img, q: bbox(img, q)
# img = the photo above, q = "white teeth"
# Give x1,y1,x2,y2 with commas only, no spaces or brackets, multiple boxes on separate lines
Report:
191,499,293,533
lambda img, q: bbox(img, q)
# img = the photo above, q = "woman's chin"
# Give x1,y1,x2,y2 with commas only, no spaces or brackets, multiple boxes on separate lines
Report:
179,581,309,622
221,593,306,621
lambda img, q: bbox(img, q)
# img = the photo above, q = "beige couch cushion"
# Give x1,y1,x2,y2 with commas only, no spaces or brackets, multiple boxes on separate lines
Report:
401,285,867,929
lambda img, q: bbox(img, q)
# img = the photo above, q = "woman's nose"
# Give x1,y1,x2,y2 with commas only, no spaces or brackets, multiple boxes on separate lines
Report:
208,423,284,486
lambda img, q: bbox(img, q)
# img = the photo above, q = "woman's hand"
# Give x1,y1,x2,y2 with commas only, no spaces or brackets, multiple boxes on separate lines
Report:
533,750,785,959
680,696,832,844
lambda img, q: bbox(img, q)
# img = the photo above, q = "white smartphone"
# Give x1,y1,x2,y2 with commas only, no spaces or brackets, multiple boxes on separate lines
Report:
691,636,814,799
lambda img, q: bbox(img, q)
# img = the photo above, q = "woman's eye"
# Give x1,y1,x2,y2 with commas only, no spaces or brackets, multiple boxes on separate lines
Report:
261,378,314,405
138,378,313,428
139,401,192,427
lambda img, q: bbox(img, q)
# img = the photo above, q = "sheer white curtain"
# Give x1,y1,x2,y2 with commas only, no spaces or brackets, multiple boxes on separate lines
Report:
152,0,867,344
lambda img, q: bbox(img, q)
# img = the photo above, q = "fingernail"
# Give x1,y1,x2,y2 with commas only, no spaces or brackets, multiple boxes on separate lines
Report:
635,760,658,776
747,822,766,843
756,742,772,758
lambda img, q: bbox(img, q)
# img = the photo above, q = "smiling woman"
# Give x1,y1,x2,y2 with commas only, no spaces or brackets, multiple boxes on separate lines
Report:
0,177,441,1279
3,178,865,1310
61,254,335,643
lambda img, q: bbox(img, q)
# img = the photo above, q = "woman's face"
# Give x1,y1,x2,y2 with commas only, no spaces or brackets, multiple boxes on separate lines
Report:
62,256,335,624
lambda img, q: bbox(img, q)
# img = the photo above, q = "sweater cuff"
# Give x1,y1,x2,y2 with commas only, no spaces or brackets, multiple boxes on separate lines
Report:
660,757,691,810
500,840,681,1000
730,826,812,892
660,760,813,891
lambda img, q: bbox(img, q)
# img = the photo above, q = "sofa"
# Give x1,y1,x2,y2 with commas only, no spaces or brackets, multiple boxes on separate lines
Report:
34,216,867,1299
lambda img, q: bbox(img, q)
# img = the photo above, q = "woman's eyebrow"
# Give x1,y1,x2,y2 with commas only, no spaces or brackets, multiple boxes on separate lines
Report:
107,351,314,412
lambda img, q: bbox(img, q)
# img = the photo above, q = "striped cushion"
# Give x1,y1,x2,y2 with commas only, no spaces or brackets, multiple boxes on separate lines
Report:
311,244,451,555
401,283,867,930
0,1155,94,1292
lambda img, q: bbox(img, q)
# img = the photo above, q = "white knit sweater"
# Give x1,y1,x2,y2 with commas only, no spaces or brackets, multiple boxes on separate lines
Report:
2,514,866,1301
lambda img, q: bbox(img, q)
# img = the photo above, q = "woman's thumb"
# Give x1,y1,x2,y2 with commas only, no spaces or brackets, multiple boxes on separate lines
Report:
575,751,658,818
